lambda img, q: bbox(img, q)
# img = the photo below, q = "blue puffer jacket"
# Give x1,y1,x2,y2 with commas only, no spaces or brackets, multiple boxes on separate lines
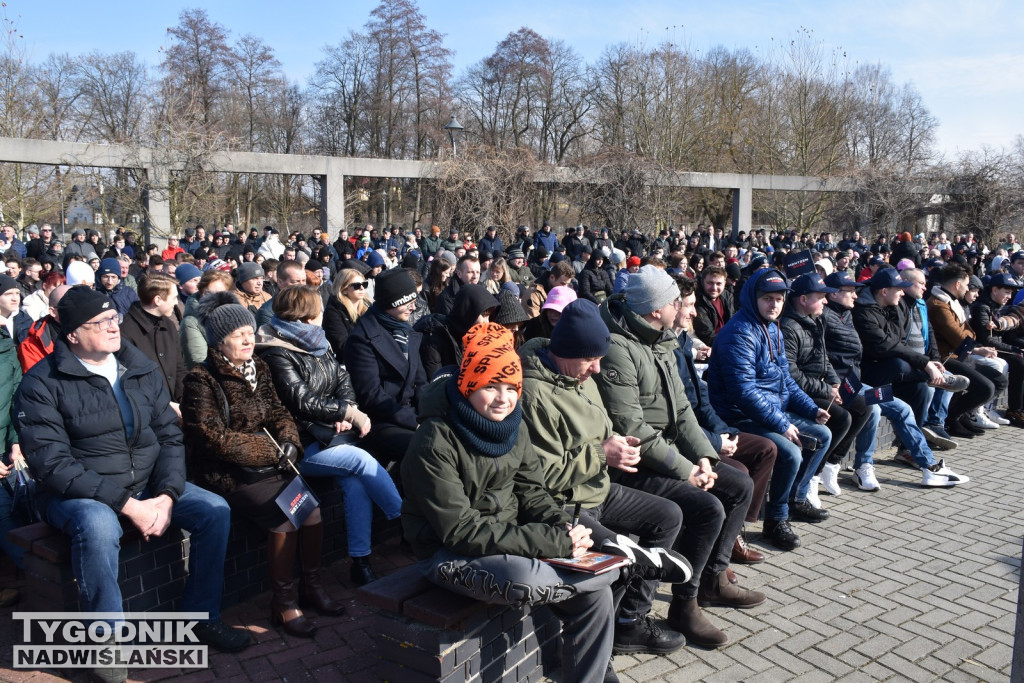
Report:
706,268,819,433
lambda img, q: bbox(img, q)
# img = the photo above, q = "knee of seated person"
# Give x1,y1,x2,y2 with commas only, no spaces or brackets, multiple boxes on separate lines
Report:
74,505,122,543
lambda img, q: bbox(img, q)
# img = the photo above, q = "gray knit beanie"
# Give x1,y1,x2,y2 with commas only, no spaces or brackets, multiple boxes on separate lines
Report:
200,292,257,348
625,265,679,315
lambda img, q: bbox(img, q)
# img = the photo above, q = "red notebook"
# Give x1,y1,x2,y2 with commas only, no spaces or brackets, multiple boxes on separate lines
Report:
543,552,632,575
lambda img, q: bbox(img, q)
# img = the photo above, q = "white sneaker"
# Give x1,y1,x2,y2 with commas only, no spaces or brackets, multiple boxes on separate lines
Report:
819,462,842,496
968,409,999,430
854,463,880,491
806,477,822,509
920,459,970,487
986,408,1011,425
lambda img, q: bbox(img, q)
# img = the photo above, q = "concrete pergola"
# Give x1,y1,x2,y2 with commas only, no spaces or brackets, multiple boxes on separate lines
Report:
0,136,861,236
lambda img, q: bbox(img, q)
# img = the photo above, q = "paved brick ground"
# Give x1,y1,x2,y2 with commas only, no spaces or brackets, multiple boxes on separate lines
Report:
0,427,1019,682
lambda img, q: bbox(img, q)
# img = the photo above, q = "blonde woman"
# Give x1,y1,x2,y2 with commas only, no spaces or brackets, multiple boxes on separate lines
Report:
482,257,512,296
324,268,370,357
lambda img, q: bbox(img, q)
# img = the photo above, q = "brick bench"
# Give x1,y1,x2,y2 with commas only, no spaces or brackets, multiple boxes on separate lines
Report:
356,564,561,683
7,476,403,613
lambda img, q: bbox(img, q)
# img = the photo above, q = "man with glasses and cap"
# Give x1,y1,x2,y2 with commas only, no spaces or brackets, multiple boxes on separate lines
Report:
14,287,252,682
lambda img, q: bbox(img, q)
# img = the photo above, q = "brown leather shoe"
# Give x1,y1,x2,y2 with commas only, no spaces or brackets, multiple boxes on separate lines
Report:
731,534,765,564
725,568,738,584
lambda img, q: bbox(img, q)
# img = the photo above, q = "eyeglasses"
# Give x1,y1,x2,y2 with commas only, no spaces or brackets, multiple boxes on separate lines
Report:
348,281,368,290
79,313,122,331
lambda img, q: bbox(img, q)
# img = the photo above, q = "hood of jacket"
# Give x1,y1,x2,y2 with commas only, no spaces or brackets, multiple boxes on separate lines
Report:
600,293,669,347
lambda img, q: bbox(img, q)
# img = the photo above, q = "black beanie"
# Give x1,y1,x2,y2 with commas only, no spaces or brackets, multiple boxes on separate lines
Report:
58,286,116,335
549,300,610,359
374,268,417,310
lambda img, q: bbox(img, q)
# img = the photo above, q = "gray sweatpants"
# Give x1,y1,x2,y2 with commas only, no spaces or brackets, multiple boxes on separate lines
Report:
425,549,617,683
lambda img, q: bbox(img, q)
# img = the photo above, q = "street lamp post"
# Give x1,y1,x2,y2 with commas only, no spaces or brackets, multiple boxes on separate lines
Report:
443,115,464,159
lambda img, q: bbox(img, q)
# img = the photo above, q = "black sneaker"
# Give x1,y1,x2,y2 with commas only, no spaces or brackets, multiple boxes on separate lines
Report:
921,424,958,450
946,418,978,438
612,616,685,655
790,500,829,523
762,519,801,551
193,620,253,653
602,535,693,584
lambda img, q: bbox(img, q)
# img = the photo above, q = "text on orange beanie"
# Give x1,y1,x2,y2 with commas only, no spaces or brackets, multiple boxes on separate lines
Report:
457,323,523,398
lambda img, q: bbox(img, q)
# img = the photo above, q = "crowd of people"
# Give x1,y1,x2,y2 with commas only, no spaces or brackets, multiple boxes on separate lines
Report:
1,219,1022,683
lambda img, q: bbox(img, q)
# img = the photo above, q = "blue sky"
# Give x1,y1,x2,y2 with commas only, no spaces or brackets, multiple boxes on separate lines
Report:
10,0,1023,158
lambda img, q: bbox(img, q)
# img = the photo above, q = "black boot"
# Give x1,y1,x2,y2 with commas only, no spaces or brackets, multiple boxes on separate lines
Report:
268,530,317,638
298,523,346,616
350,555,378,587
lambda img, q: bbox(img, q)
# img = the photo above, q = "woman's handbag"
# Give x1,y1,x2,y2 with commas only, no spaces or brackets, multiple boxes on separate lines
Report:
10,458,41,524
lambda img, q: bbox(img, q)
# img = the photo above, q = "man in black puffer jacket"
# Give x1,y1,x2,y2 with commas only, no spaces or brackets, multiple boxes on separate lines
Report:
14,287,251,670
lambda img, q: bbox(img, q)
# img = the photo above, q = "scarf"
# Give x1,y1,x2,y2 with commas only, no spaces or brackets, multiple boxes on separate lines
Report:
269,316,330,356
371,304,411,354
220,351,257,391
445,379,521,457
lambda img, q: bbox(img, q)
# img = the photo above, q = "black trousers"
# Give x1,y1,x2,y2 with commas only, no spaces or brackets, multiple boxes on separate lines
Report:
618,463,752,600
944,358,998,424
998,351,1024,411
813,394,874,466
582,483,682,621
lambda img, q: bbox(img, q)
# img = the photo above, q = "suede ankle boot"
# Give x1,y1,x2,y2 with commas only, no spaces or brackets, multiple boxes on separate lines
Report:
697,570,766,609
298,523,346,616
667,597,728,648
268,530,317,638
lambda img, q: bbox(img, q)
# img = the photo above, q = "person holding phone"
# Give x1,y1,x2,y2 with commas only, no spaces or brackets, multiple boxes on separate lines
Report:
707,268,833,552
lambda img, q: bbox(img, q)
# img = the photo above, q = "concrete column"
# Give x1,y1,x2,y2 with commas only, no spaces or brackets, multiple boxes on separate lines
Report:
142,163,172,239
322,160,346,234
731,175,753,240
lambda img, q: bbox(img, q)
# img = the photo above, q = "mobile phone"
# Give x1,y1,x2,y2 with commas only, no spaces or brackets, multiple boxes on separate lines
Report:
797,433,821,451
636,432,661,447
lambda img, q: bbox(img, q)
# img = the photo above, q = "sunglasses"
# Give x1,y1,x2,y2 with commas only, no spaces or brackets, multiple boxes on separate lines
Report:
348,281,368,290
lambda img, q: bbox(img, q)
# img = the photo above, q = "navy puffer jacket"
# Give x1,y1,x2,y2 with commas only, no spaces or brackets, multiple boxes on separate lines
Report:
706,268,819,433
14,340,184,511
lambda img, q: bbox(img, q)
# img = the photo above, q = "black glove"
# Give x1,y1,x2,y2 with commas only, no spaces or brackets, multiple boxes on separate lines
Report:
277,441,301,472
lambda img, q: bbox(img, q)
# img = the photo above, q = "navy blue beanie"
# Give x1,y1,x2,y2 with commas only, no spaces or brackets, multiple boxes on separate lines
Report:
98,258,121,278
549,299,610,359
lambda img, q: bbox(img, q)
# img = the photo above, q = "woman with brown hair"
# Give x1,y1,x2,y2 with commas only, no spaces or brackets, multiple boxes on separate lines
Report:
425,258,453,310
257,285,402,586
323,268,370,357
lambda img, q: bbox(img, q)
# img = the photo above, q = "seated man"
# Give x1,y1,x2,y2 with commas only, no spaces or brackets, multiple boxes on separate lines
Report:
780,273,879,495
707,268,833,551
523,260,575,319
595,266,762,649
852,267,967,449
822,271,968,487
924,264,1002,437
345,268,427,465
520,299,691,656
970,272,1024,426
672,278,777,565
402,324,618,683
14,287,250,682
692,265,734,347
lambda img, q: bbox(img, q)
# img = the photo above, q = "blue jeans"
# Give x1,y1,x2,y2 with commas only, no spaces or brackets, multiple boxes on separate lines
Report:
736,414,831,521
301,442,402,557
879,395,936,468
44,483,231,619
852,387,883,469
927,388,951,427
0,482,25,569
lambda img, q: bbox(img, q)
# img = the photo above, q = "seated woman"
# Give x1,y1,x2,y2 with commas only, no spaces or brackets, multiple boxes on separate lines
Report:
402,323,618,683
256,286,402,586
322,268,369,359
181,294,345,638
